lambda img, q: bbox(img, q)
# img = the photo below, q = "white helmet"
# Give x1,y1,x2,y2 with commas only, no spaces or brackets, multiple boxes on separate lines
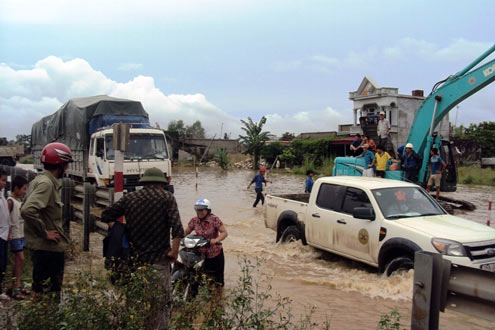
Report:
194,198,211,211
405,143,414,149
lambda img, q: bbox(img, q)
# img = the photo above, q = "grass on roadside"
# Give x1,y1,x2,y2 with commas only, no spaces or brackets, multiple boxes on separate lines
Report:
458,165,495,186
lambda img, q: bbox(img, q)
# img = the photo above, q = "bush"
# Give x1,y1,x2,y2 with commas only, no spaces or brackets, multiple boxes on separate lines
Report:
215,148,229,170
377,309,402,330
3,259,332,330
291,137,338,166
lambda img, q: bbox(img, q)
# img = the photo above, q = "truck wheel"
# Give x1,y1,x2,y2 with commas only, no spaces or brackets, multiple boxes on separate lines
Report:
280,226,300,243
385,256,414,276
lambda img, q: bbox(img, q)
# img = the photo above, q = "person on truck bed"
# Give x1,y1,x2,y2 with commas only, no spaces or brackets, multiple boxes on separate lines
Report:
21,142,73,298
247,167,271,207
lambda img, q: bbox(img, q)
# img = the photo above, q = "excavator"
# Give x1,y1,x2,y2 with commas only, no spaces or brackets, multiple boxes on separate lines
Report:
333,44,495,193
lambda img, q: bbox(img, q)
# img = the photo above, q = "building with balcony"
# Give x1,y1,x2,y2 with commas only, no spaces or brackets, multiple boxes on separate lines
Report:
346,77,450,149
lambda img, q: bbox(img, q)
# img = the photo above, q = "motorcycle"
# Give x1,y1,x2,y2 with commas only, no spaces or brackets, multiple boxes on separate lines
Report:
171,235,210,302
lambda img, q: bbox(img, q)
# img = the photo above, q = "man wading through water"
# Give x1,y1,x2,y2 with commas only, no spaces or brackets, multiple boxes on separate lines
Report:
102,167,184,328
247,167,271,207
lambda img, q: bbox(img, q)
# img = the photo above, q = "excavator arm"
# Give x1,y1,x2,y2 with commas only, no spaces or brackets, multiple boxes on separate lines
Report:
406,44,495,184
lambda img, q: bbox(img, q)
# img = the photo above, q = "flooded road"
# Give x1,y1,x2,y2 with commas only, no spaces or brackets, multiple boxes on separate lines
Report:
172,168,494,329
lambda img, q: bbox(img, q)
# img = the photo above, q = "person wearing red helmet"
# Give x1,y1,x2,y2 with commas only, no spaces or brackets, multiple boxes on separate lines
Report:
21,142,73,296
247,167,271,207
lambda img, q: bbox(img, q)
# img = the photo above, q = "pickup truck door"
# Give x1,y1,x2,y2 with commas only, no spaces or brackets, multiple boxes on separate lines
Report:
332,187,380,263
306,183,346,250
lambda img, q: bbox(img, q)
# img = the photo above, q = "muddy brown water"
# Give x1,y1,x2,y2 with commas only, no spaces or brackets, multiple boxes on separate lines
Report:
172,168,494,329
18,165,494,329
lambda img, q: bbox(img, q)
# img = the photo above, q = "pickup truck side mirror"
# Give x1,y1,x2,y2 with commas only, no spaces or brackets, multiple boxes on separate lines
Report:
353,207,375,220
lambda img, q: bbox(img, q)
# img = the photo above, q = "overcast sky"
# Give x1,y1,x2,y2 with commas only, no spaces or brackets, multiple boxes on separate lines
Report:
1,0,494,140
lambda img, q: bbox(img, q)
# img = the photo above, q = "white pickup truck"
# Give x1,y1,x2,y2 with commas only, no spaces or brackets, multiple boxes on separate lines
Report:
264,176,495,275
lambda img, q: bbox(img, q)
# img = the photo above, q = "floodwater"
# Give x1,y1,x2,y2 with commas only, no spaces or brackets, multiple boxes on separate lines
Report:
172,167,494,330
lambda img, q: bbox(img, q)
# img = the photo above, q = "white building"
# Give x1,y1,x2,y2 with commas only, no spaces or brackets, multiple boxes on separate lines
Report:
343,77,450,149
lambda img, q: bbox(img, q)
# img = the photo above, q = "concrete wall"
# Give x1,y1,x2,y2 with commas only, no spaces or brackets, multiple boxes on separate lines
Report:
396,98,450,147
297,131,338,139
183,139,243,159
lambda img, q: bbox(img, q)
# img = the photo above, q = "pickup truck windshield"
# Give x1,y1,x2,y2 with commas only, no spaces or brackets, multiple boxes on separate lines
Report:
105,134,168,160
372,187,445,219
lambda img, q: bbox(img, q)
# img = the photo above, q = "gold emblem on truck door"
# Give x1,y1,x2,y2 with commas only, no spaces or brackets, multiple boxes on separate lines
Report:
358,229,369,245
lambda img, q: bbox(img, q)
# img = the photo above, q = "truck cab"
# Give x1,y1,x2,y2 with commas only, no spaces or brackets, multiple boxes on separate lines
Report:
87,127,172,188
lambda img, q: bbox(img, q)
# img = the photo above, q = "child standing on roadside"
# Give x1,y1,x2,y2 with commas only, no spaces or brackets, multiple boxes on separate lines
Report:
8,176,29,300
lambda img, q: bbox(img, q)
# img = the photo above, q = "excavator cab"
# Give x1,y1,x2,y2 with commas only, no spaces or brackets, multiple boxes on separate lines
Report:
439,140,458,192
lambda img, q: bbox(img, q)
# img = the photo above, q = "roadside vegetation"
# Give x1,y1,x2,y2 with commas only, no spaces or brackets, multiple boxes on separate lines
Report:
1,255,404,330
458,165,495,186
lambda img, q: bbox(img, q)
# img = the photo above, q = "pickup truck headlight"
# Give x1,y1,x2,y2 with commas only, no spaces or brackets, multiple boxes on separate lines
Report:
431,238,466,257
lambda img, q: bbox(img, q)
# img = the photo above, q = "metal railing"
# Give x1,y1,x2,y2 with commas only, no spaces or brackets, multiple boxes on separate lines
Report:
411,251,495,329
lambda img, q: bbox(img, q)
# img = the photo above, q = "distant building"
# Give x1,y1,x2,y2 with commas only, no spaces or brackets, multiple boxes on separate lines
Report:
344,77,450,148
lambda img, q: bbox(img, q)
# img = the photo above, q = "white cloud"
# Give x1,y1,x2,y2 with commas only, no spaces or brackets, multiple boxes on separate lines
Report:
0,56,239,140
0,55,357,141
276,38,493,74
265,106,350,136
118,63,143,71
383,38,493,63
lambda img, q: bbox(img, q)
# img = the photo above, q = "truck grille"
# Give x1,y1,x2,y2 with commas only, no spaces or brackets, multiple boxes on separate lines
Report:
124,175,141,187
463,240,495,261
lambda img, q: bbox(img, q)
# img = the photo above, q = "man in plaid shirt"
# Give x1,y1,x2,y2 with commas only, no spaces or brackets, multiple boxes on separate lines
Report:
102,167,184,327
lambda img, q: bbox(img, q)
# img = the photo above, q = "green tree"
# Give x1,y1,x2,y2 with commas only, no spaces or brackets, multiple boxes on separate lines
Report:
16,134,32,153
261,142,284,166
239,116,273,169
185,120,206,139
280,132,295,141
167,120,186,138
464,121,495,157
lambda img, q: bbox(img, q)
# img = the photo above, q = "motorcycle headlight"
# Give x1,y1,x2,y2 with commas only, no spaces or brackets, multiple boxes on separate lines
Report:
431,238,466,257
183,237,199,249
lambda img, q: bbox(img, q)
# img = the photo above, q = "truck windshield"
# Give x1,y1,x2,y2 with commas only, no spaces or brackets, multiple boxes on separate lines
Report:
105,134,168,160
372,187,445,220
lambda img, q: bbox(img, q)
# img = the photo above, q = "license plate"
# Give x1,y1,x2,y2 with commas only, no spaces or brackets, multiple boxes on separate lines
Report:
480,263,495,272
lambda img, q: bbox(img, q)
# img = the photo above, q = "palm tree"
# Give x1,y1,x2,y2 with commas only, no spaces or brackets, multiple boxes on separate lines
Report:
238,116,273,169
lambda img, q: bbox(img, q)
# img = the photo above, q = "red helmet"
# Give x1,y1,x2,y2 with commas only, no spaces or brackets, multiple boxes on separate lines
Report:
41,142,73,164
259,167,267,173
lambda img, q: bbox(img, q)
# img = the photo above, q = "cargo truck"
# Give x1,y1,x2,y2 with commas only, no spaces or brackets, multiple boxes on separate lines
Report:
31,95,172,190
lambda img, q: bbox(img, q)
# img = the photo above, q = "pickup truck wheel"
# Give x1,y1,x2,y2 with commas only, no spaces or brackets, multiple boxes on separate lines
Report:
280,226,300,243
385,256,414,276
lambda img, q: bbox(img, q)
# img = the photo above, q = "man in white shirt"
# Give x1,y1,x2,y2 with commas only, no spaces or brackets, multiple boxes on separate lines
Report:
377,111,390,149
0,169,11,305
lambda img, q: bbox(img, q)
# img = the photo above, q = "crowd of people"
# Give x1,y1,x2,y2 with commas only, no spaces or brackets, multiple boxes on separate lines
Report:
351,111,447,199
0,142,229,327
